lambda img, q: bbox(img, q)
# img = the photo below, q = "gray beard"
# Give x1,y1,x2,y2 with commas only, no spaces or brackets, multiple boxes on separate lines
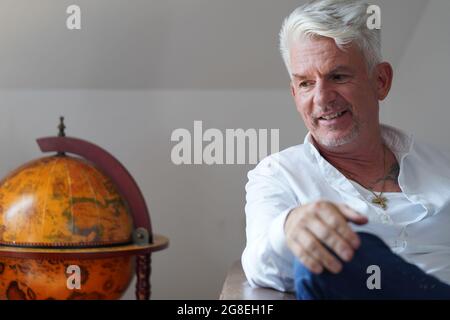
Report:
316,122,360,148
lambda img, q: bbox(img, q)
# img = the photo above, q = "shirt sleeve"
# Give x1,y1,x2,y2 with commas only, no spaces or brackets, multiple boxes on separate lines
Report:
241,156,299,292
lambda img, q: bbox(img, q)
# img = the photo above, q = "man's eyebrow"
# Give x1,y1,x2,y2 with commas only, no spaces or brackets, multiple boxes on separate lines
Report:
292,73,309,80
292,66,354,79
329,65,354,74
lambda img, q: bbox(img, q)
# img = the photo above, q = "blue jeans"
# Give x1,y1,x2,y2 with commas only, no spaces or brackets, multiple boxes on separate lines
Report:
294,232,450,299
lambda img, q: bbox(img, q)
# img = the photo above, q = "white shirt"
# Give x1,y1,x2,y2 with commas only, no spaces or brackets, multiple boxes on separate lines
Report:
242,125,450,292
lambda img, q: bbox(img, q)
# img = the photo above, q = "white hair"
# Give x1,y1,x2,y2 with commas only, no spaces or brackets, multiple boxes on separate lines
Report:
279,0,382,78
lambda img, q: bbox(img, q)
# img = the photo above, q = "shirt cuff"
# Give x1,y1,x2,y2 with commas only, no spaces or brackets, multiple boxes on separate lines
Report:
268,206,297,259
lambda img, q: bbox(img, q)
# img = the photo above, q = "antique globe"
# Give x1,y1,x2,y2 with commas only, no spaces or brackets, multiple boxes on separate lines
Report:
0,118,168,300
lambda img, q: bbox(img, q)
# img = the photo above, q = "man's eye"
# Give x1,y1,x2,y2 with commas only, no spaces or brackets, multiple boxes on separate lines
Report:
332,74,350,83
299,81,313,88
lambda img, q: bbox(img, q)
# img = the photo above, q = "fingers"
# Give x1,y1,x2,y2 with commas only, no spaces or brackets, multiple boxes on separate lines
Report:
287,234,323,274
305,217,353,264
336,203,369,225
298,229,343,274
287,221,343,274
285,201,368,275
315,203,364,250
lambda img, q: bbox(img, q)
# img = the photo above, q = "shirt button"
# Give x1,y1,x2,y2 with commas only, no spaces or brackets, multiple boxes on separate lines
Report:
402,240,407,249
381,215,391,224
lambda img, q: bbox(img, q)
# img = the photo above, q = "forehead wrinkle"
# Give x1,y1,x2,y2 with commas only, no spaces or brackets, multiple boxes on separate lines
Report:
293,57,342,80
290,38,352,79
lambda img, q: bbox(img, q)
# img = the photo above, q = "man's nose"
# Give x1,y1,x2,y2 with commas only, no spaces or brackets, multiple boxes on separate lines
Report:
313,81,337,107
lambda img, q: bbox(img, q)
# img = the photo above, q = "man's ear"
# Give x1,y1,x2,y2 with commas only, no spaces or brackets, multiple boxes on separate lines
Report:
374,62,393,101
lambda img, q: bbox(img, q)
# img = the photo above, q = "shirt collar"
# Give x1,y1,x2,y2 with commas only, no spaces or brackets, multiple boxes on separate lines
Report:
302,125,432,220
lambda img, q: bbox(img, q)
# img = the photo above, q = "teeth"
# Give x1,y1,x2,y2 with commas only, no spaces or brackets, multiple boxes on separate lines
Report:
321,111,344,120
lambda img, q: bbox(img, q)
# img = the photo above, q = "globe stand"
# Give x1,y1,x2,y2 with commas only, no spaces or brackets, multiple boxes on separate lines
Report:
0,117,169,300
136,254,151,300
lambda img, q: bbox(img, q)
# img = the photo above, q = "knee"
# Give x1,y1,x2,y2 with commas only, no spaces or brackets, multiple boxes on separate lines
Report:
357,232,389,251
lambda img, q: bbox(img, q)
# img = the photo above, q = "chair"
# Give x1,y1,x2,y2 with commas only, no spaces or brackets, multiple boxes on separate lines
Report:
220,261,295,300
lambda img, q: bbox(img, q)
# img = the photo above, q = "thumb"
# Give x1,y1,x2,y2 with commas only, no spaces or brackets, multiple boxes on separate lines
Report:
336,204,368,225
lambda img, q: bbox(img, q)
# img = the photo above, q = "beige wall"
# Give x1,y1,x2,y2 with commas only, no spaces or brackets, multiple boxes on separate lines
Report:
382,0,450,146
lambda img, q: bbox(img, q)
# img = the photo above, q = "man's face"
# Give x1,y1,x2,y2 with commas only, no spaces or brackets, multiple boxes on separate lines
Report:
290,36,380,148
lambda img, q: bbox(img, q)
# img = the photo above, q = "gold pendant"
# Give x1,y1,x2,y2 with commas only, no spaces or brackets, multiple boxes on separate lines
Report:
372,196,388,210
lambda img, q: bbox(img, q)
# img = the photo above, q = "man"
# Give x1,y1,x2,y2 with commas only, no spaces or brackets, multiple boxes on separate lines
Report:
242,0,450,299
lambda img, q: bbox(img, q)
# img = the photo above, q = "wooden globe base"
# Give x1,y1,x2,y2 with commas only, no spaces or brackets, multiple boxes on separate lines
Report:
0,235,169,259
0,235,169,300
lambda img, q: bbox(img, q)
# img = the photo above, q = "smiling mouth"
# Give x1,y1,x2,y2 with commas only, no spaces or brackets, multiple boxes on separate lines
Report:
318,110,349,121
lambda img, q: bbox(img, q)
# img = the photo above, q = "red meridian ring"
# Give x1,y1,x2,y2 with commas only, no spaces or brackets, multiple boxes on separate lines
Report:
36,136,153,243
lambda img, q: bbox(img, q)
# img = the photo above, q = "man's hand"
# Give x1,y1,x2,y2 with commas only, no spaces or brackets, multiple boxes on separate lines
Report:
284,201,368,274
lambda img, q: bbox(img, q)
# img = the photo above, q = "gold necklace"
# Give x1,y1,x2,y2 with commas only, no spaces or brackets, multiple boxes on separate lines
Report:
369,145,388,210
